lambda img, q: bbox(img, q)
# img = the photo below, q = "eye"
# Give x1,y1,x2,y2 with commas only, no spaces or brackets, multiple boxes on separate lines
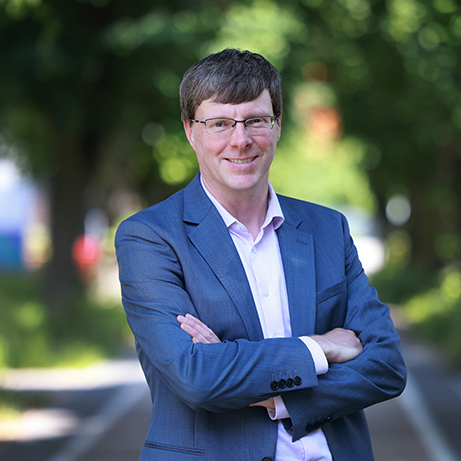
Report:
247,117,269,126
207,118,233,131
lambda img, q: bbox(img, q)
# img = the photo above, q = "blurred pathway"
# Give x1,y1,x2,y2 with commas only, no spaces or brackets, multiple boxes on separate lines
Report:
0,358,147,461
1,328,461,461
367,328,461,461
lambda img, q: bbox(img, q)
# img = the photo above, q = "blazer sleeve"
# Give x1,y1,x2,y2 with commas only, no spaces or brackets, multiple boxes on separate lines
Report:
281,214,407,441
115,214,320,413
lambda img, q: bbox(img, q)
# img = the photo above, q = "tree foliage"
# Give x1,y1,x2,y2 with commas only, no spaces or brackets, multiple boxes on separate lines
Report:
0,0,219,311
1,0,460,317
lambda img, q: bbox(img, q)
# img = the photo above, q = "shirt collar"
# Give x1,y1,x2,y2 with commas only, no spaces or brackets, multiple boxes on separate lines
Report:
200,177,285,231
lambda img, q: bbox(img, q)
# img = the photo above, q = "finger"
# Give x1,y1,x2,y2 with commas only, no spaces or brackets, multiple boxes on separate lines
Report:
184,314,220,343
184,313,207,328
177,314,188,324
179,321,209,343
178,315,202,337
177,314,205,332
178,315,220,343
249,398,275,409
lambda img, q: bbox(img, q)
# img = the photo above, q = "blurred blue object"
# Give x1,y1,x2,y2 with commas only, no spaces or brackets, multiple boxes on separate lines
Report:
0,230,22,270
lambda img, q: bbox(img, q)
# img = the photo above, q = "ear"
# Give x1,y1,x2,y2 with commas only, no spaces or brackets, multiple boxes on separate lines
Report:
184,120,195,149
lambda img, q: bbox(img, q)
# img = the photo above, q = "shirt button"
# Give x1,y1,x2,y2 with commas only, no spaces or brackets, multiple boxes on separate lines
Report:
252,247,257,254
263,290,269,297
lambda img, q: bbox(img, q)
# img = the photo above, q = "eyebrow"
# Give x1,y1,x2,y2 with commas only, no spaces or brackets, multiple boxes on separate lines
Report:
203,114,273,120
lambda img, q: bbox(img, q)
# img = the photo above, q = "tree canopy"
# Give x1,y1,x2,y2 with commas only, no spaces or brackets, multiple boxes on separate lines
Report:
1,0,460,314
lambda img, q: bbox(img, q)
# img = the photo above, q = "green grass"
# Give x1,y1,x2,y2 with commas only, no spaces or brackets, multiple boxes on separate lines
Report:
0,270,132,370
0,390,48,423
0,270,134,421
373,263,461,369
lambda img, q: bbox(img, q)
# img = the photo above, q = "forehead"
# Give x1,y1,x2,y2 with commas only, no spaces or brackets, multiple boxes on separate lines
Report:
195,90,273,119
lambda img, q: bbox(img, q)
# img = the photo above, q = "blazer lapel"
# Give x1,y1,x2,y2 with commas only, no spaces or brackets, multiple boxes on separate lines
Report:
183,176,264,341
277,199,317,337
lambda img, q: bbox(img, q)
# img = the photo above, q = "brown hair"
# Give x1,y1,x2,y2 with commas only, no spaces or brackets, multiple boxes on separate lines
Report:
180,48,282,121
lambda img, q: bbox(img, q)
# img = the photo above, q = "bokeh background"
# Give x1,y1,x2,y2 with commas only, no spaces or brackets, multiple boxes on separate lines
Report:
0,0,460,450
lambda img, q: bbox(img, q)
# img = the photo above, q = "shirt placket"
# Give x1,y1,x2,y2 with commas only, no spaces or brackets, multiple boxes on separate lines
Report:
250,225,286,339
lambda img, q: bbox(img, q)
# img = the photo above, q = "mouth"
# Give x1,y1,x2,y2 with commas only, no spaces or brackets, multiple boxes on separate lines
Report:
227,156,257,164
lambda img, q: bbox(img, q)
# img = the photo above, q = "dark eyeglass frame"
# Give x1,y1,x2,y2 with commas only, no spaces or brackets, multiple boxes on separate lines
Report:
189,114,280,135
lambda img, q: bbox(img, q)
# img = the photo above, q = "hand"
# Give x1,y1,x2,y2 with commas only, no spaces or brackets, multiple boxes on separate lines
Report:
177,313,221,344
249,398,276,410
310,328,363,364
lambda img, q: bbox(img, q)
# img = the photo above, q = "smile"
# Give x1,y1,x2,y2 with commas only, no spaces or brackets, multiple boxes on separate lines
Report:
227,157,256,164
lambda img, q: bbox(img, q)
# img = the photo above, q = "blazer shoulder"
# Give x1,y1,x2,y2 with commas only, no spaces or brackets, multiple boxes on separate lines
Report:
115,175,215,243
278,194,344,223
117,188,187,237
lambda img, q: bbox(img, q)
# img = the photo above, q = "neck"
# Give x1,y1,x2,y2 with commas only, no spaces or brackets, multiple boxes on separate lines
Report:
204,180,269,239
226,191,268,239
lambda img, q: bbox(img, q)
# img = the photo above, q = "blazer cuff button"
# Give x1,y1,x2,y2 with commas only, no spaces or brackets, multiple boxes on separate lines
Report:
270,381,279,391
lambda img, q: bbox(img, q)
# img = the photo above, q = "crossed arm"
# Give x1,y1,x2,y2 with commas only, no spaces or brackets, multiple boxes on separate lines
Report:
178,313,363,363
117,212,406,431
177,313,364,409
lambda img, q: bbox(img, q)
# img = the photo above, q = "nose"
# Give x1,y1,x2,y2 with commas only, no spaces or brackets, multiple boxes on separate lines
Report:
230,121,252,148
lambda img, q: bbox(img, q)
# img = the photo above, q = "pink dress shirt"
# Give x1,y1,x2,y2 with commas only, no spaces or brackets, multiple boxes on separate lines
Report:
202,180,333,461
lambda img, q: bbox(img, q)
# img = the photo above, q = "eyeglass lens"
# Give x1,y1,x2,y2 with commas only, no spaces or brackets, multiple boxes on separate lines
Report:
205,116,275,135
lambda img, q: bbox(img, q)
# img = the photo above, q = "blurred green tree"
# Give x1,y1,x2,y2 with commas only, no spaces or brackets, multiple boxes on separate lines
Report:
1,0,460,322
315,0,461,273
211,0,461,274
0,0,218,315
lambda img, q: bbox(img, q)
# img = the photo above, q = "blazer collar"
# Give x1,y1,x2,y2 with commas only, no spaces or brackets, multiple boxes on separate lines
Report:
276,196,317,337
183,174,213,224
183,174,264,341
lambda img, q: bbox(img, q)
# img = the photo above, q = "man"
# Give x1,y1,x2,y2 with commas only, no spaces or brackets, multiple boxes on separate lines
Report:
115,48,406,461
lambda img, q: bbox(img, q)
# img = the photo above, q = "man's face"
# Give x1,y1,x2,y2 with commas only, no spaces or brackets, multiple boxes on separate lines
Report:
184,90,281,203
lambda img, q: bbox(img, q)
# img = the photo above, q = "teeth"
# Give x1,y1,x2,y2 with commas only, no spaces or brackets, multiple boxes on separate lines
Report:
228,157,256,164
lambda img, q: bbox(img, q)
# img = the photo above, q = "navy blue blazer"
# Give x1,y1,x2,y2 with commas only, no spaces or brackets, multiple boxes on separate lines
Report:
115,174,406,461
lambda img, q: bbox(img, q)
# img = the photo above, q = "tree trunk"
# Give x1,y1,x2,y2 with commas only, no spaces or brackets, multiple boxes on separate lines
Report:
44,136,88,320
408,143,461,272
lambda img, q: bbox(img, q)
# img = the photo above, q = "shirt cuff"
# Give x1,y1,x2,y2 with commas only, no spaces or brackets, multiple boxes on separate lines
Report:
266,337,328,421
299,336,329,375
267,395,290,420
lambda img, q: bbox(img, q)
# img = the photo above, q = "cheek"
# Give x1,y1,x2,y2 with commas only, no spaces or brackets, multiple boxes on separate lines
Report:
194,141,221,169
259,137,278,157
197,138,227,159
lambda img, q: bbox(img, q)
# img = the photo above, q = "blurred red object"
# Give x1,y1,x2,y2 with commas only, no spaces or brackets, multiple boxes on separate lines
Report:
71,234,102,283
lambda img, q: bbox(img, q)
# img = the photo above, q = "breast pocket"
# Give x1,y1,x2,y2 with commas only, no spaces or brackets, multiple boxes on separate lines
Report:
315,278,347,334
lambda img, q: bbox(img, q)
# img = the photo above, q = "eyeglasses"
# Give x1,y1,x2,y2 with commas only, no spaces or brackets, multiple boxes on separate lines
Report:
190,114,280,136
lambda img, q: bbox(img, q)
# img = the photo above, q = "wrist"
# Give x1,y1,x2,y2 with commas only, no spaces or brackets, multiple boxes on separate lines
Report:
310,335,335,363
